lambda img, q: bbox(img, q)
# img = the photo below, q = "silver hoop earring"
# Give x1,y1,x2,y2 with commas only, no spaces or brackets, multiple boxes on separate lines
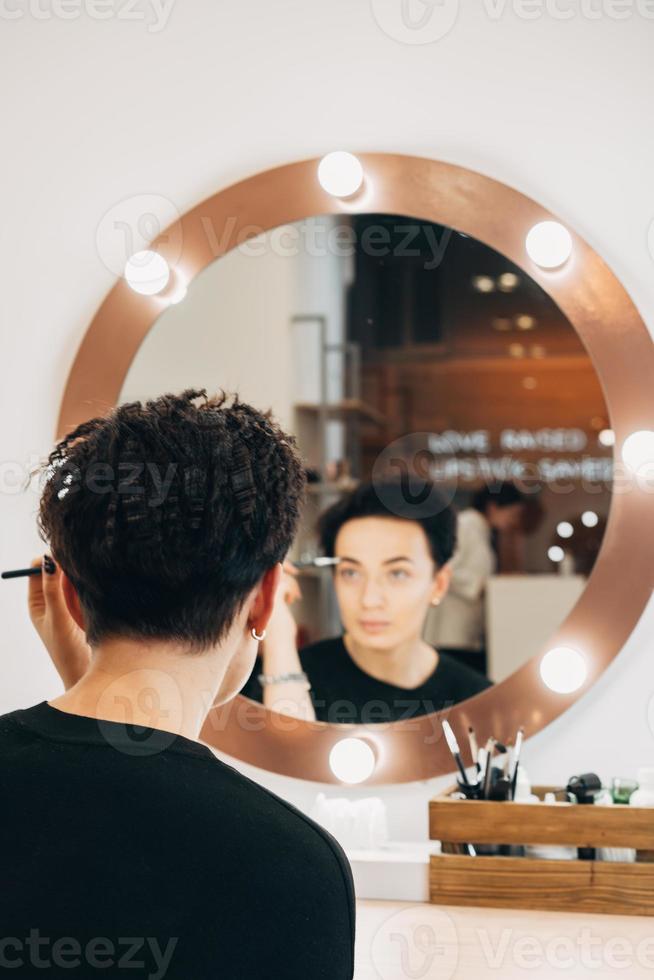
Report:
251,627,266,641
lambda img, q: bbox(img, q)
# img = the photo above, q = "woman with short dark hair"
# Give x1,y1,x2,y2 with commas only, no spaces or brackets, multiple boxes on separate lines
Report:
0,388,355,980
242,477,493,724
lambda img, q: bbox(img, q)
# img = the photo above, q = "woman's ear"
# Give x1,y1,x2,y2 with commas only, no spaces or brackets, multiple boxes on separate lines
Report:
249,562,283,632
61,572,87,632
432,561,452,602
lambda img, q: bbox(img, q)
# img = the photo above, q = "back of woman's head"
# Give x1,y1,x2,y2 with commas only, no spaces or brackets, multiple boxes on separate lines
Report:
33,388,306,653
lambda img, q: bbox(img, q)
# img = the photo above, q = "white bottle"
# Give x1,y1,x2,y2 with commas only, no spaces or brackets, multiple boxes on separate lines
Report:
630,768,654,807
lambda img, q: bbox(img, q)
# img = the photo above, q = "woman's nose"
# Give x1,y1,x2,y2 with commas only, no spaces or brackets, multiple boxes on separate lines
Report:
360,579,385,608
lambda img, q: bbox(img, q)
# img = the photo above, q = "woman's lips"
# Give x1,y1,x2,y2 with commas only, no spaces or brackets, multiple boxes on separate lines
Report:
359,620,390,632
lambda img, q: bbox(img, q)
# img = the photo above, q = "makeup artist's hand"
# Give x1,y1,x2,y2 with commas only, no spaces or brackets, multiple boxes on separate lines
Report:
261,560,301,649
27,555,92,690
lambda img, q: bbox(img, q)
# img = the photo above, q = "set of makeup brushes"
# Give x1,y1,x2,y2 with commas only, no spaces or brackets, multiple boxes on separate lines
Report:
442,720,524,801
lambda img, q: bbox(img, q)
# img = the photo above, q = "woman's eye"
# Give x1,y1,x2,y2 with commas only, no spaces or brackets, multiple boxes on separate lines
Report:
339,567,359,580
389,568,410,580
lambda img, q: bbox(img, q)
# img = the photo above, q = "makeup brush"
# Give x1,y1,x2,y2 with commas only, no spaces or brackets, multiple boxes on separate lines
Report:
2,566,43,580
482,738,496,799
467,726,479,770
509,727,525,799
292,557,342,569
441,720,471,787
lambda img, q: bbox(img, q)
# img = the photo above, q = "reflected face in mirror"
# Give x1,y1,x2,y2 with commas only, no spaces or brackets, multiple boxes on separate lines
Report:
333,516,450,654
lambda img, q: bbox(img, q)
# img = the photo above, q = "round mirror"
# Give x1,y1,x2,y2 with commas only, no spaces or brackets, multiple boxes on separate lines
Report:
58,154,654,782
119,212,612,726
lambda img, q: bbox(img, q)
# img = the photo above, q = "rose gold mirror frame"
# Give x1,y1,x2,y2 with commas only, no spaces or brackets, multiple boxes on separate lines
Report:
57,153,654,784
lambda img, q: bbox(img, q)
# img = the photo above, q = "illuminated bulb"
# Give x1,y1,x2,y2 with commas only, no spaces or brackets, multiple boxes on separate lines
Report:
317,152,364,198
472,275,495,293
548,545,564,562
515,314,536,330
522,376,537,390
622,430,654,473
124,250,170,296
540,646,587,694
525,221,573,269
508,343,525,358
581,510,599,528
557,521,574,539
531,345,546,358
598,428,615,448
498,272,520,292
328,737,376,784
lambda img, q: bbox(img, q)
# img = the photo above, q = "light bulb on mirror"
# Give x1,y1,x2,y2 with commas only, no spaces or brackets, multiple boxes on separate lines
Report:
328,737,376,784
525,221,573,269
317,152,364,198
581,510,599,528
548,545,564,563
540,646,587,694
557,521,574,539
124,250,170,296
621,430,654,474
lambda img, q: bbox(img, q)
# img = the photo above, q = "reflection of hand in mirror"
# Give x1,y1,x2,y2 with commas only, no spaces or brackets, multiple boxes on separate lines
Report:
261,560,301,652
258,559,316,722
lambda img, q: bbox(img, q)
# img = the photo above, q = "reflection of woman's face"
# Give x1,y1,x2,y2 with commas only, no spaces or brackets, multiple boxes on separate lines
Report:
333,516,445,652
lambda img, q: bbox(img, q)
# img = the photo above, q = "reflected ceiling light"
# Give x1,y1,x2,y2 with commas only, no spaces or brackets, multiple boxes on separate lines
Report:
530,344,546,358
557,521,574,538
522,376,537,390
540,646,588,694
472,275,495,293
508,343,525,358
598,428,615,448
317,152,364,198
498,272,520,292
622,430,654,473
492,317,512,331
515,314,536,330
328,737,376,784
525,221,573,269
548,545,564,562
124,250,170,296
582,510,599,528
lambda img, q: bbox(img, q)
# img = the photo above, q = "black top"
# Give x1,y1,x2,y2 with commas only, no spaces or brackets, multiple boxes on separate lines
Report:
0,701,355,979
241,635,492,723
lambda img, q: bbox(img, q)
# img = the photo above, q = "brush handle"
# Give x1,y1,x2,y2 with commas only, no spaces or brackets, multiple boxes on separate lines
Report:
1,567,42,579
453,752,470,787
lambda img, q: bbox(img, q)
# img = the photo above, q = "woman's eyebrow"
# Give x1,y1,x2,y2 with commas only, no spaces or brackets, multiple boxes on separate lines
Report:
337,556,413,565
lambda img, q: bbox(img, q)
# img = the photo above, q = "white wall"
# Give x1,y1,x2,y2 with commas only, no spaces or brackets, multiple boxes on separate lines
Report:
2,0,653,836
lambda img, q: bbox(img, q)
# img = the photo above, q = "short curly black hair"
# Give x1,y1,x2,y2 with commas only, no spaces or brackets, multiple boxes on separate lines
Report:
32,388,306,653
317,477,457,569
